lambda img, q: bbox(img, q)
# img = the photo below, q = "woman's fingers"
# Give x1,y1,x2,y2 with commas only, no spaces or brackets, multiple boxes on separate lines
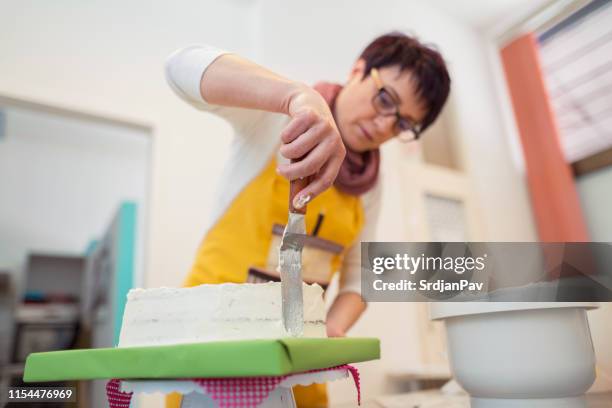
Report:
279,109,317,144
279,122,329,160
278,137,334,180
290,150,345,209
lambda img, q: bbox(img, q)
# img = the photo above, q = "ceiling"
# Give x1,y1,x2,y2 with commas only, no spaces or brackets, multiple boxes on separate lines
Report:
428,0,554,31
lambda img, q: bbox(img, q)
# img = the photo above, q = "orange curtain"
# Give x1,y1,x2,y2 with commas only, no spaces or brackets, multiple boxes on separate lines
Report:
500,33,589,242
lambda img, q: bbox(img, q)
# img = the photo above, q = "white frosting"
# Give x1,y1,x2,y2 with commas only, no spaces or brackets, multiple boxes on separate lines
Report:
118,282,326,347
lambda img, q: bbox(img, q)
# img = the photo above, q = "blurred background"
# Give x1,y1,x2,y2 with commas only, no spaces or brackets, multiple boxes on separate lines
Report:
1,0,611,406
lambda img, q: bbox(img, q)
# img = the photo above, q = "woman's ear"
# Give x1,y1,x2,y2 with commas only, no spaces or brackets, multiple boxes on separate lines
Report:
348,58,367,81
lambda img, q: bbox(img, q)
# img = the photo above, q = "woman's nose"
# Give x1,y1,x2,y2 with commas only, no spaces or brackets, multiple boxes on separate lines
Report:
373,115,396,137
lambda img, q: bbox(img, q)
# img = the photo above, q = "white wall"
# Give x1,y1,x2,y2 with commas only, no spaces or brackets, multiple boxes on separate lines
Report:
577,167,612,241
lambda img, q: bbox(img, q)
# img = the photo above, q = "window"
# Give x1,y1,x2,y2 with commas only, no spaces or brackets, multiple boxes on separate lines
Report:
538,0,612,163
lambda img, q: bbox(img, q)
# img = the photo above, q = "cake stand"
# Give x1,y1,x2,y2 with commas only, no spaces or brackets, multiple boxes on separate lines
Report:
118,366,353,408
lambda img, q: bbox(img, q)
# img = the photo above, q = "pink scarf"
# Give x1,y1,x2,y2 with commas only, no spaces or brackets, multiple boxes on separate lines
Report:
313,82,380,196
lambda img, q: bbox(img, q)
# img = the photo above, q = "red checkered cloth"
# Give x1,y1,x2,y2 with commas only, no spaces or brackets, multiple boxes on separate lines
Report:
106,378,133,408
106,364,360,408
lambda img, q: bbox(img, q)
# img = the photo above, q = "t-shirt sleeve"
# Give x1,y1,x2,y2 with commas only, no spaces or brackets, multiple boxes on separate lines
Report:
338,180,382,296
164,44,266,130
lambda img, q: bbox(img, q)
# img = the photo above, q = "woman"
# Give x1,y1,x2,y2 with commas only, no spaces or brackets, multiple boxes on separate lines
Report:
165,32,450,407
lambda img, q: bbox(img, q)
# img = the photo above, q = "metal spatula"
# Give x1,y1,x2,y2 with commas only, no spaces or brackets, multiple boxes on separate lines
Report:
279,173,308,337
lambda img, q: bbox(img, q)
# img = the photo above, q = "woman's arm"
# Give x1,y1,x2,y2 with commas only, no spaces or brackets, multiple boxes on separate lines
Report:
326,292,367,337
327,181,382,336
199,53,299,116
197,52,346,207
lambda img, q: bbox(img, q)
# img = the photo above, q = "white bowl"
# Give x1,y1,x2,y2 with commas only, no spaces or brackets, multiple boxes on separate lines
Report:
431,303,598,408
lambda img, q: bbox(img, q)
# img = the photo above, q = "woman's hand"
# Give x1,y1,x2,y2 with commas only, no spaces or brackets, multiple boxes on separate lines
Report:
277,86,346,208
326,323,346,338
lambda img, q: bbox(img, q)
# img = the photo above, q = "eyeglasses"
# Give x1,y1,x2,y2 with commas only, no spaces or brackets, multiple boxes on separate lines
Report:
370,68,421,142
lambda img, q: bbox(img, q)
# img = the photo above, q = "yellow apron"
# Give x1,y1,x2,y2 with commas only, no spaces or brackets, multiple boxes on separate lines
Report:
167,155,364,408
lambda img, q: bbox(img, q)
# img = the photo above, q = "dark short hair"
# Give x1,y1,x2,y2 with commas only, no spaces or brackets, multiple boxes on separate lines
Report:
359,32,451,133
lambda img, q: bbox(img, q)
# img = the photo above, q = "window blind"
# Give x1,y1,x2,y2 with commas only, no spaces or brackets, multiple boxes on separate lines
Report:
538,0,612,163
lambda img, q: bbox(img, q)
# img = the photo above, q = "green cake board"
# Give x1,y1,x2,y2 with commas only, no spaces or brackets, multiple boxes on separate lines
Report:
23,337,379,382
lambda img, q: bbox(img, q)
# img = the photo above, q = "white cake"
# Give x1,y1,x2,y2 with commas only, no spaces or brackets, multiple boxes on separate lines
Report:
118,282,326,347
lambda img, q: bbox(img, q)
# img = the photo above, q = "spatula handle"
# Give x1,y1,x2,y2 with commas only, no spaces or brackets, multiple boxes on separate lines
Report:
289,160,308,214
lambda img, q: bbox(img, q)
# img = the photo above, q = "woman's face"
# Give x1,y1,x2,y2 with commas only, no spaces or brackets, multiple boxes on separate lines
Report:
334,59,428,152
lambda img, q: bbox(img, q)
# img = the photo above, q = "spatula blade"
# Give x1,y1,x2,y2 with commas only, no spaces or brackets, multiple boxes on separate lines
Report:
279,212,306,336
